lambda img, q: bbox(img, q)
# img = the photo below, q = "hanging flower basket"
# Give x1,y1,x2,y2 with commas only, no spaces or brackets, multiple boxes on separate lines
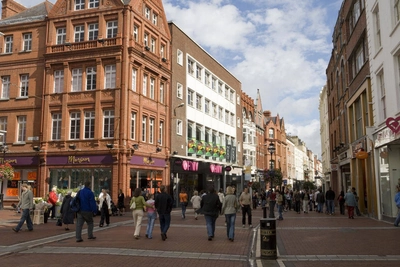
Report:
0,162,14,180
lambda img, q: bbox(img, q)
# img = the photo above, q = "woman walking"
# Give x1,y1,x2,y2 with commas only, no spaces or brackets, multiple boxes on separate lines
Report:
145,194,156,239
98,189,111,227
130,188,152,239
179,188,188,219
117,189,125,216
190,190,202,220
344,188,357,219
60,190,75,230
221,186,239,241
338,191,345,215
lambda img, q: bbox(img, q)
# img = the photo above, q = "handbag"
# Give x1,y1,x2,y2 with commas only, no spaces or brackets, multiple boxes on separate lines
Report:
56,218,62,226
130,197,136,209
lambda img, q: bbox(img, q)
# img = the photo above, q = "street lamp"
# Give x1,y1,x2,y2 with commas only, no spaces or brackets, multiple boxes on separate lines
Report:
268,142,275,218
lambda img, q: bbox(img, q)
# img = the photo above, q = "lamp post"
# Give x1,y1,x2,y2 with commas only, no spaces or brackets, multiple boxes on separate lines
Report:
268,142,276,218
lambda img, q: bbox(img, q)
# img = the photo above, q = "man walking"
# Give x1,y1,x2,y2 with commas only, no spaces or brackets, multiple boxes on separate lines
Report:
239,187,252,228
201,187,222,240
325,187,336,215
12,183,34,233
155,185,173,241
76,181,98,242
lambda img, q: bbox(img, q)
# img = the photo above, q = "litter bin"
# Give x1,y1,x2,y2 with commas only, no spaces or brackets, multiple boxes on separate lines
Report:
260,218,277,260
0,193,4,210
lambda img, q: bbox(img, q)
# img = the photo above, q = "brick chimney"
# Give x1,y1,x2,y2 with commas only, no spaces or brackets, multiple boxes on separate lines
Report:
263,110,271,118
1,0,26,20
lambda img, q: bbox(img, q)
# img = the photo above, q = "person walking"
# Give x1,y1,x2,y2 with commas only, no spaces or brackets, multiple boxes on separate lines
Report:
179,188,188,219
325,187,336,215
145,193,156,239
221,186,239,241
337,190,345,215
294,190,301,214
302,190,309,214
218,188,225,204
316,190,325,213
98,188,112,227
344,188,357,219
190,190,202,220
239,187,252,228
130,188,152,239
117,189,125,216
60,190,74,231
12,183,34,233
48,186,58,220
252,191,258,209
201,187,222,241
75,181,98,242
352,187,361,216
276,190,284,220
155,185,173,241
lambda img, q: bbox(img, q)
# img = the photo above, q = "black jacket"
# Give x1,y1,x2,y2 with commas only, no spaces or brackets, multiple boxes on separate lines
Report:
155,192,173,215
200,192,221,217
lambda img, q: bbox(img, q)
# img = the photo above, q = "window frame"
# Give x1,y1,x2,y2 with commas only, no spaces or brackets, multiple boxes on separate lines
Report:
103,110,115,138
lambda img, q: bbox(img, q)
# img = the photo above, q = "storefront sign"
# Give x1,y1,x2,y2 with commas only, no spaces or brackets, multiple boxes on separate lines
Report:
0,156,38,165
386,116,400,134
375,127,400,147
130,155,166,167
210,164,222,174
182,160,199,171
47,155,113,165
68,156,90,164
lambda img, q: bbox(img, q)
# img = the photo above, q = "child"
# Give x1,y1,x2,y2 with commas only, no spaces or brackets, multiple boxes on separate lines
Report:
145,194,156,239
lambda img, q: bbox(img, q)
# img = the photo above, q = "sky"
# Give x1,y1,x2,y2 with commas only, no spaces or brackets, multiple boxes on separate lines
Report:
3,0,343,159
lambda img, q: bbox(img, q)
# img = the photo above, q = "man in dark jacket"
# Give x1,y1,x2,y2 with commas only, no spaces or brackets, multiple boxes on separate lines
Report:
155,185,173,241
325,187,336,215
75,181,98,242
200,187,222,241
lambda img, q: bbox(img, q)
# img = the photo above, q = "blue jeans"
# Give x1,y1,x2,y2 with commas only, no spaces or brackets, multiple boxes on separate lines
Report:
146,212,157,238
204,215,217,237
16,208,33,231
180,202,187,217
225,213,236,239
76,211,94,240
317,203,324,213
327,200,335,214
158,213,171,235
394,206,400,226
277,204,283,219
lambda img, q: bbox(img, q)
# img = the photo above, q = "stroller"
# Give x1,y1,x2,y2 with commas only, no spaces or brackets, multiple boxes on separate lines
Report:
110,200,119,216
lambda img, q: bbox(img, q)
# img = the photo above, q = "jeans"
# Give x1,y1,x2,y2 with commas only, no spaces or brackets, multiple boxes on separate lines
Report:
146,212,157,238
327,200,335,214
394,206,400,226
50,204,56,218
100,206,110,226
277,204,283,219
204,215,217,237
241,205,252,225
76,211,94,240
225,213,236,239
294,201,301,213
158,213,171,235
16,208,33,231
302,200,308,212
339,202,345,215
180,202,187,218
317,202,324,213
132,209,144,236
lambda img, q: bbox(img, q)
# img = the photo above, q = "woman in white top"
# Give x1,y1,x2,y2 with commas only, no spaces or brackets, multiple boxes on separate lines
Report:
191,191,202,220
98,189,111,227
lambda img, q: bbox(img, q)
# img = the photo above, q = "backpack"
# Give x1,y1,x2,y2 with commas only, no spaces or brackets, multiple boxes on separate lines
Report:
70,191,81,212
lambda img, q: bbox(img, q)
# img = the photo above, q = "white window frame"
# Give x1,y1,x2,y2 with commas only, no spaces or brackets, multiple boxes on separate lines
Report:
103,110,115,138
17,116,27,143
1,76,10,99
74,25,85,42
75,0,85,10
142,115,147,142
89,0,99,9
143,74,147,96
177,50,183,65
176,119,182,135
88,23,98,41
4,36,13,53
378,70,386,120
145,6,151,19
52,113,62,140
159,121,163,145
0,117,7,143
84,111,95,139
104,65,116,89
54,70,64,93
188,89,194,106
56,28,66,45
23,33,32,51
133,25,139,42
20,74,29,97
86,67,96,90
159,83,164,104
152,13,158,25
195,93,202,110
131,112,136,140
205,99,210,114
106,21,118,38
132,68,137,92
150,77,155,99
150,38,156,52
71,68,83,92
149,118,154,144
177,83,183,99
188,59,194,75
70,112,81,140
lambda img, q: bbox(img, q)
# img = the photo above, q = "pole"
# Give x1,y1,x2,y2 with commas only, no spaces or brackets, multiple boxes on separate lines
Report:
269,152,274,218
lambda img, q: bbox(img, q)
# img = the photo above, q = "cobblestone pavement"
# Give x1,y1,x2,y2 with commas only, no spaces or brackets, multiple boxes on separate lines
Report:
1,207,400,266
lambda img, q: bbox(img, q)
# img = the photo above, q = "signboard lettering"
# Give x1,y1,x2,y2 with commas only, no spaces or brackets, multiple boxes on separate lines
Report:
182,160,199,171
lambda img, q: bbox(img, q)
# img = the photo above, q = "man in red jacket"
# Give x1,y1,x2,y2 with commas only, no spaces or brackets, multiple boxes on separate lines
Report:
48,186,58,219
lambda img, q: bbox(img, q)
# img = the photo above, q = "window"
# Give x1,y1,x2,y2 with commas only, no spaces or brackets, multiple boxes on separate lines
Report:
71,68,83,92
107,21,118,38
225,86,229,98
104,65,116,88
103,110,114,138
51,113,62,140
212,103,217,118
225,110,229,124
218,82,223,94
177,50,183,65
75,0,85,10
150,77,155,99
70,112,81,140
132,69,137,92
218,107,223,120
205,72,211,87
86,67,96,90
144,33,149,47
205,99,210,114
177,83,183,99
56,28,66,45
230,90,234,102
54,70,64,93
23,33,32,51
378,71,386,120
150,38,156,52
0,117,7,143
74,25,84,42
212,77,217,90
269,128,274,139
159,83,164,104
230,113,234,126
188,59,194,75
188,89,194,106
176,119,182,135
142,115,147,142
159,121,164,145
350,1,361,32
88,23,98,41
145,6,150,19
1,76,10,99
133,25,139,42
195,93,202,110
143,74,147,96
355,44,364,73
196,65,202,80
355,99,362,139
160,45,165,58
396,0,400,23
149,118,154,144
84,111,95,139
4,36,13,53
131,112,136,140
373,8,381,49
17,116,26,143
152,13,158,25
89,0,99,8
20,74,29,97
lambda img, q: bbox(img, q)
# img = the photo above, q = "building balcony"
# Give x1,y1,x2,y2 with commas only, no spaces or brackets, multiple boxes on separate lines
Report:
48,38,119,53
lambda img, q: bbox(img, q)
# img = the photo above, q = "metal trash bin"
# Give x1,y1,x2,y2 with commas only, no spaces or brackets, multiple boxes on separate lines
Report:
260,218,277,260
